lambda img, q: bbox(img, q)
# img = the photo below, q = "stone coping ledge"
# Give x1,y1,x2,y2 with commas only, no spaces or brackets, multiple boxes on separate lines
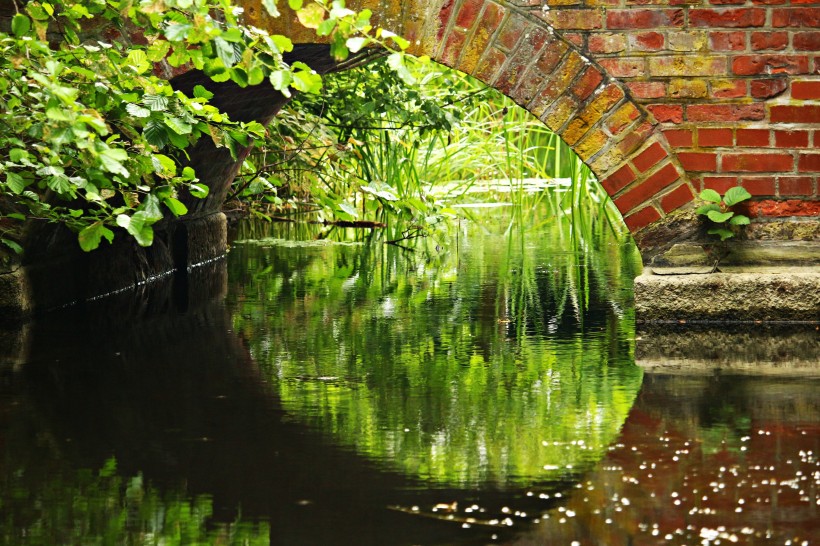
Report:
635,267,820,322
637,360,820,377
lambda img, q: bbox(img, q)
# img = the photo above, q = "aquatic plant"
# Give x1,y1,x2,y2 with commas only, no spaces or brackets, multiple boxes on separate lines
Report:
234,57,626,238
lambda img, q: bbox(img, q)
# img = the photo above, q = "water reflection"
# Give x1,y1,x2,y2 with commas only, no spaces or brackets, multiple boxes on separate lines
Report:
513,371,820,545
227,209,642,488
0,207,816,545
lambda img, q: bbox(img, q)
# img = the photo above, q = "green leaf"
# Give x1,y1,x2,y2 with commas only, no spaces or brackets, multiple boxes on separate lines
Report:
126,103,151,118
167,130,190,149
387,52,415,85
214,36,236,68
230,67,249,87
46,107,71,121
151,154,177,177
221,28,244,43
193,85,214,100
706,210,734,224
117,211,154,246
270,35,293,53
126,50,150,73
146,40,171,62
291,69,322,94
695,203,721,216
698,189,722,204
141,194,164,223
330,35,349,61
317,16,337,37
9,149,28,162
168,45,191,67
262,0,280,17
143,94,169,112
288,0,303,9
99,148,130,177
381,30,410,50
1,238,23,255
247,66,265,86
329,7,355,18
338,202,359,218
296,4,325,29
346,37,369,53
361,184,399,202
144,119,168,148
181,166,197,181
78,222,113,252
47,175,72,194
164,115,192,135
723,186,752,207
163,197,188,217
26,3,50,21
203,56,228,78
165,22,193,41
707,227,735,241
356,9,372,26
729,214,750,226
37,165,65,178
70,66,97,79
6,172,27,194
189,183,209,198
269,69,293,93
244,121,267,138
11,14,31,37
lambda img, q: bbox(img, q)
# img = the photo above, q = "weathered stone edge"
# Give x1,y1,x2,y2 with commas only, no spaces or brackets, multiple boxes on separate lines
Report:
635,268,820,322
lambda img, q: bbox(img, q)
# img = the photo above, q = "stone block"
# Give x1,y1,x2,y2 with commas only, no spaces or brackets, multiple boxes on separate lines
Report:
635,268,820,321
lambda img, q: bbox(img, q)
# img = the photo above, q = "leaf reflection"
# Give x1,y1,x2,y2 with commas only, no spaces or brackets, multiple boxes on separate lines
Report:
228,207,643,486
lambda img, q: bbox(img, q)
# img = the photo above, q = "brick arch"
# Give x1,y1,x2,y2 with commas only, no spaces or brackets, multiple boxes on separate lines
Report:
244,0,696,233
245,0,819,248
423,0,693,233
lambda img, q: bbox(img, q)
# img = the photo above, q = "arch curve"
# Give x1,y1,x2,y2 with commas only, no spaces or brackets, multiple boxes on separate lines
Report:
419,0,692,233
244,0,696,234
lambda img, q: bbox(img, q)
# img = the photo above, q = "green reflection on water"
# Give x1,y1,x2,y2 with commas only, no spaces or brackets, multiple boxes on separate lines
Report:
227,207,643,487
0,457,268,546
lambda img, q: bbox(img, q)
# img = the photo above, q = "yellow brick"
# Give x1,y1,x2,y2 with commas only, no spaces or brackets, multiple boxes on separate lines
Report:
576,128,609,161
669,78,708,99
543,95,579,132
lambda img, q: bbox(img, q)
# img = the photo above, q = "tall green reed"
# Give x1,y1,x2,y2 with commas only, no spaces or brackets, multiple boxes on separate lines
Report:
232,56,627,241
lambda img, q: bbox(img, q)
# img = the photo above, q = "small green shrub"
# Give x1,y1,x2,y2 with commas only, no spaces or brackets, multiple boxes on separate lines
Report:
696,187,752,241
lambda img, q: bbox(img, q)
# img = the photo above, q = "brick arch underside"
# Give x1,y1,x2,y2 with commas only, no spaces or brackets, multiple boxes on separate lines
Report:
422,0,694,233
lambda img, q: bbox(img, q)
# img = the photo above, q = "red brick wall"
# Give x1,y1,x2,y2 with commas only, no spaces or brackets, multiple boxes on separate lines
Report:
429,0,820,233
245,0,819,234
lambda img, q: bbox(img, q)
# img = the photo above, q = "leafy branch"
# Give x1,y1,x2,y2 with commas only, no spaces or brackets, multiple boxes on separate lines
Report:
1,0,413,256
695,187,752,242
